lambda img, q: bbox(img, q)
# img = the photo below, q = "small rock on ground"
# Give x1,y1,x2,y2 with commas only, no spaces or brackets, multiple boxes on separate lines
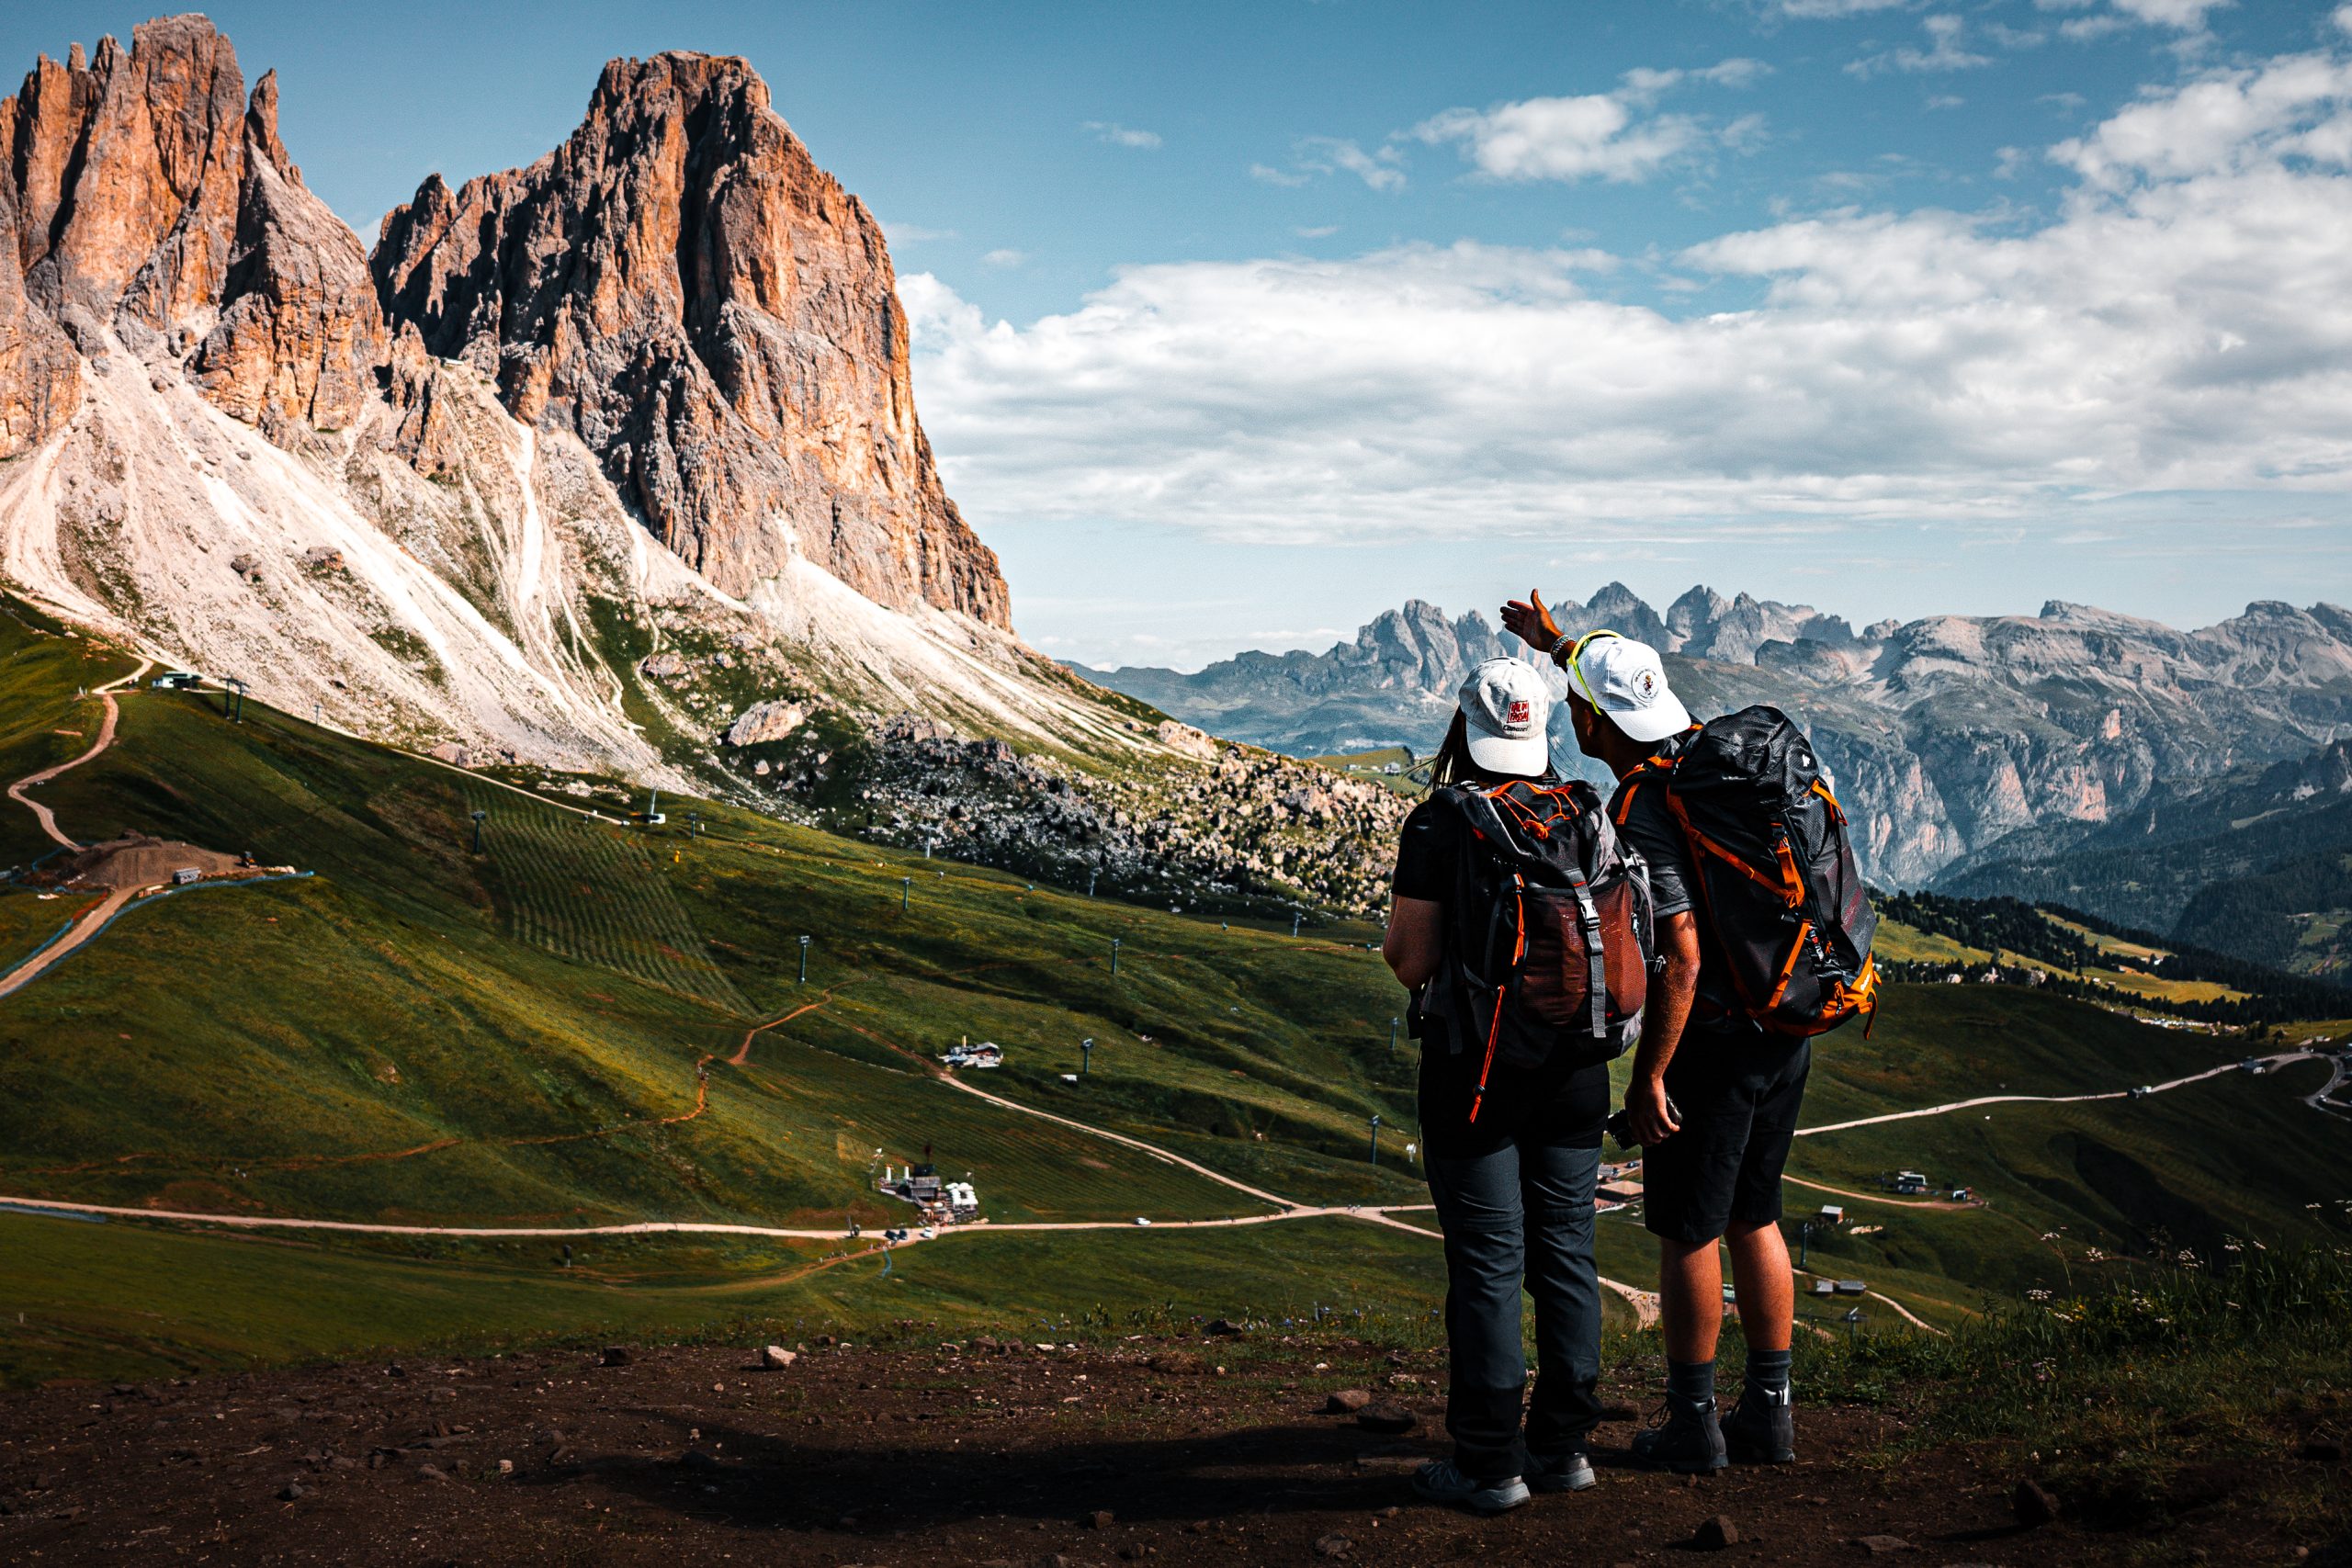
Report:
1313,1533,1353,1559
1854,1535,1916,1555
1691,1514,1740,1550
1355,1404,1419,1436
1323,1389,1373,1414
2013,1478,2061,1527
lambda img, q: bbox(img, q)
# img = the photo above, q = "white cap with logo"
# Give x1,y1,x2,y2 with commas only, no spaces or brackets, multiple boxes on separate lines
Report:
1567,632,1692,744
1457,657,1553,777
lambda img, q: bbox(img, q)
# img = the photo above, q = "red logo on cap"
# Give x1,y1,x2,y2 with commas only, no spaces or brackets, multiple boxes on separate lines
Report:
1506,700,1531,726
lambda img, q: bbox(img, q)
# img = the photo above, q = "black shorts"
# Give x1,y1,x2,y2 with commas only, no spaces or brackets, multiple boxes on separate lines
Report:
1641,1031,1811,1246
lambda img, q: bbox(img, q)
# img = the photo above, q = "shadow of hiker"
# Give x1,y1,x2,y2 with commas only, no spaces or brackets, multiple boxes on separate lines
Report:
518,1403,1435,1536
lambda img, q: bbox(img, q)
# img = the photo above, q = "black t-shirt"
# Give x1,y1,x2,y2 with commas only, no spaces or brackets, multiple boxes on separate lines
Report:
1392,782,1611,1158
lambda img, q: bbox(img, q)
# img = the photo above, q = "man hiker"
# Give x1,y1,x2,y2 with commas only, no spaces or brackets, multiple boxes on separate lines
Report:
1501,589,1833,1473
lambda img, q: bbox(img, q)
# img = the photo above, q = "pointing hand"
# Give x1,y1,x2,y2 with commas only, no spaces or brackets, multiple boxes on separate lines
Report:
1500,589,1564,657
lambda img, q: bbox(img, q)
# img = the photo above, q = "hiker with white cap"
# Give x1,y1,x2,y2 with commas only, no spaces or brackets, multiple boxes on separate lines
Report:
1384,657,1656,1512
1501,589,1878,1478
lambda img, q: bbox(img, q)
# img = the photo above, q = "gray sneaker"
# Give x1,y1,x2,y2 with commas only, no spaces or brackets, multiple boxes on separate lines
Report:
1628,1399,1728,1474
1724,1382,1795,1463
1410,1459,1532,1514
1527,1450,1596,1492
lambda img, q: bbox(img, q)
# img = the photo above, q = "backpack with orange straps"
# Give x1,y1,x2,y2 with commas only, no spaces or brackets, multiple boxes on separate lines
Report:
1617,706,1878,1038
1415,777,1655,1123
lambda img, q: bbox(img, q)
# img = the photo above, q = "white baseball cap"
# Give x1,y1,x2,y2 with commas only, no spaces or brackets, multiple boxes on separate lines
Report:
1567,632,1692,744
1458,657,1552,777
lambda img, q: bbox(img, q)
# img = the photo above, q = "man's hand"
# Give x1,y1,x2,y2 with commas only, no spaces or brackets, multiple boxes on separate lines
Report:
1625,1074,1681,1145
1499,588,1564,657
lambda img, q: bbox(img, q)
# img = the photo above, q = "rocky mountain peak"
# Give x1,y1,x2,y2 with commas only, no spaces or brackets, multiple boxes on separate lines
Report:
371,47,1010,626
0,13,385,447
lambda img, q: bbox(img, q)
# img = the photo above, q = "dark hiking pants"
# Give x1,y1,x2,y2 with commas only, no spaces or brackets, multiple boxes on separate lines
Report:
1424,1132,1604,1482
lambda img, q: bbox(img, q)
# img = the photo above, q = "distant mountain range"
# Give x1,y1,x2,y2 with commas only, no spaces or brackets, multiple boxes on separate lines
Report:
1072,586,2352,890
1941,738,2352,985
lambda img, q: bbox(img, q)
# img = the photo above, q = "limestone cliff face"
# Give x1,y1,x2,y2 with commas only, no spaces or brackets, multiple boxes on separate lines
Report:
0,17,385,446
370,51,1009,627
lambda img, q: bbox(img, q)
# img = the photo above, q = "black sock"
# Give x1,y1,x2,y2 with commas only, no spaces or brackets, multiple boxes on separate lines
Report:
1745,1347,1792,1401
1666,1358,1715,1413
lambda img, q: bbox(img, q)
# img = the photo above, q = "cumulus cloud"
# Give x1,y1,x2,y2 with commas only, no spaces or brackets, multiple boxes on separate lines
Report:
1772,0,1908,14
1413,62,1770,184
979,248,1028,268
902,44,2352,547
2052,51,2352,185
1084,121,1162,149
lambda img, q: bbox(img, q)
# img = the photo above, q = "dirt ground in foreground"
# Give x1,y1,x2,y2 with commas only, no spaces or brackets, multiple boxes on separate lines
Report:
0,1338,2342,1566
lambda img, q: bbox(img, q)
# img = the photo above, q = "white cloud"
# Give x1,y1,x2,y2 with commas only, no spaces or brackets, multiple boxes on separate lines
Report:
882,220,958,243
1414,62,1770,185
979,248,1028,268
2052,0,2232,37
1849,15,1995,76
2336,4,2352,36
1926,94,1968,110
903,44,2352,548
2060,15,2132,40
1084,121,1162,149
1294,224,1340,238
1308,137,1407,191
2052,51,2352,186
1773,0,1908,14
1416,95,1700,183
2110,0,2230,27
1256,138,1406,190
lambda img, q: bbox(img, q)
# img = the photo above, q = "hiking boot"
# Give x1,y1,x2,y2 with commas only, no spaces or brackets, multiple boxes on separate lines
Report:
1410,1459,1531,1514
1526,1449,1596,1493
1628,1399,1728,1474
1724,1382,1795,1464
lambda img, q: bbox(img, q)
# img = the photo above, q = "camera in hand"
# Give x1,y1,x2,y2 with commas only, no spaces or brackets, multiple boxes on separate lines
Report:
1605,1094,1681,1148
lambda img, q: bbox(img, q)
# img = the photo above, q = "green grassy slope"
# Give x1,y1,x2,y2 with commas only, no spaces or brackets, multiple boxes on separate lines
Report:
0,1211,1457,1385
0,607,2342,1382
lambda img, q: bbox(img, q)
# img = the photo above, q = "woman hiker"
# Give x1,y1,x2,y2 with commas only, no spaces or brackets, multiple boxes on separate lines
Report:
1382,656,1631,1513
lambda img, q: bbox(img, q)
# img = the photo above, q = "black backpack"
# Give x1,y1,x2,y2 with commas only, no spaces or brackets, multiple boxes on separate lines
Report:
1617,706,1878,1038
1415,778,1654,1123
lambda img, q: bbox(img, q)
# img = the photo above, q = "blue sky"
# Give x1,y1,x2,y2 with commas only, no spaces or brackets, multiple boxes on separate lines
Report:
7,0,2352,667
